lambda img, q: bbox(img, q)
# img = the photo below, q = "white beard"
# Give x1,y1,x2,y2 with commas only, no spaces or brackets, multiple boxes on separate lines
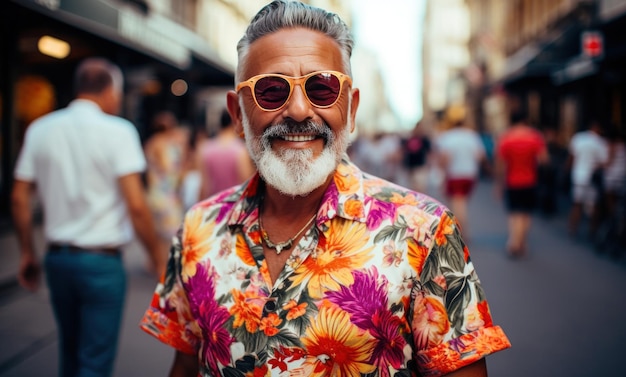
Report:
241,108,351,197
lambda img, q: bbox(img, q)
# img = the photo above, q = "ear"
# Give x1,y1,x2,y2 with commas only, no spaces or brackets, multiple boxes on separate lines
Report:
348,88,360,133
226,90,244,135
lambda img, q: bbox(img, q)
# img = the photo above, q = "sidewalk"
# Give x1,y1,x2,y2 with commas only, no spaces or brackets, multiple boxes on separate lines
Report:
0,231,173,377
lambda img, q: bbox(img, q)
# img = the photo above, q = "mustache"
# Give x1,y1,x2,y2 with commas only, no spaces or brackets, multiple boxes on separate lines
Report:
262,120,334,141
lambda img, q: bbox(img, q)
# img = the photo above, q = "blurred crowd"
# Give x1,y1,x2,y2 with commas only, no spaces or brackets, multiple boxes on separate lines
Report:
50,94,621,264
141,107,254,264
349,104,626,259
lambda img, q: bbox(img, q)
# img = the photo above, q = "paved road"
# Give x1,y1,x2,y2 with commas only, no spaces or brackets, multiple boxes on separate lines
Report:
1,180,625,376
457,181,626,377
0,240,173,377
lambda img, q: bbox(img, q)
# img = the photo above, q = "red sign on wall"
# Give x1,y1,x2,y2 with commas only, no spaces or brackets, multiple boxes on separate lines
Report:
582,31,604,58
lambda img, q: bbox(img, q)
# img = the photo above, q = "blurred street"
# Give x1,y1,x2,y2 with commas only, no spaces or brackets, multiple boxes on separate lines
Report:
0,234,174,376
0,179,625,377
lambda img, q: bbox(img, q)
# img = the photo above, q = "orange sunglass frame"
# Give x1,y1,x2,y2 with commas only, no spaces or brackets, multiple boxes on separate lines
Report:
235,70,352,112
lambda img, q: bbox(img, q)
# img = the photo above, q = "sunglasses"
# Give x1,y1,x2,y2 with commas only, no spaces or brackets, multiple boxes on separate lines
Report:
236,70,352,111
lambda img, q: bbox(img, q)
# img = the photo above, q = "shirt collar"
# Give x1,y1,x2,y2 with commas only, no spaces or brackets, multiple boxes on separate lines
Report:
69,99,103,112
226,157,368,228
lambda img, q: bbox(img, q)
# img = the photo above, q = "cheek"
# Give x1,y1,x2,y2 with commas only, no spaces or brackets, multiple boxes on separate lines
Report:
324,102,350,131
242,104,272,135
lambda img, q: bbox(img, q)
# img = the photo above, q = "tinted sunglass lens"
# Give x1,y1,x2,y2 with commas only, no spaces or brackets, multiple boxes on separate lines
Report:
254,76,290,110
305,73,341,106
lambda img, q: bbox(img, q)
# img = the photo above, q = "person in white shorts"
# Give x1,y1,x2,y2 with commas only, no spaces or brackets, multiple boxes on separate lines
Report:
567,119,609,237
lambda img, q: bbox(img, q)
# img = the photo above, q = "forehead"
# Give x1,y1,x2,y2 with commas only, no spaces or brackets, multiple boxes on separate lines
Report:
243,27,344,78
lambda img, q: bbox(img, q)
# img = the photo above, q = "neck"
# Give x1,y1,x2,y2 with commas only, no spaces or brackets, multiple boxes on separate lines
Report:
261,177,331,219
76,94,108,113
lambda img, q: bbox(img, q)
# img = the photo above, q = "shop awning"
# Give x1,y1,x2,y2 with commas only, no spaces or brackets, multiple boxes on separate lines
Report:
10,0,234,83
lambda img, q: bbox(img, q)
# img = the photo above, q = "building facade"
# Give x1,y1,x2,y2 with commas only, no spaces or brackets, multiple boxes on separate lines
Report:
464,0,626,143
422,0,472,131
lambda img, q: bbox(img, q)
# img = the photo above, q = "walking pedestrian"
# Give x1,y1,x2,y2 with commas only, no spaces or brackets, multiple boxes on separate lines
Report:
567,119,609,238
595,125,626,256
495,110,548,258
144,110,189,267
11,57,164,377
401,120,432,193
179,123,209,212
196,108,254,200
602,125,626,217
435,104,487,238
140,2,510,376
537,128,568,217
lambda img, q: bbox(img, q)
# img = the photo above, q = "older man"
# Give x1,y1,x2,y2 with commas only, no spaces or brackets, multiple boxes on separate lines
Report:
140,2,510,376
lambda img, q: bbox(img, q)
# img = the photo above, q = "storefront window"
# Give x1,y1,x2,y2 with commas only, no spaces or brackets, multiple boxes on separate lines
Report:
15,75,56,145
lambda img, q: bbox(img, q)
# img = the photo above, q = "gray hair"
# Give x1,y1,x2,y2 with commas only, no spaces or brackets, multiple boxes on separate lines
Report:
236,0,354,82
74,57,123,96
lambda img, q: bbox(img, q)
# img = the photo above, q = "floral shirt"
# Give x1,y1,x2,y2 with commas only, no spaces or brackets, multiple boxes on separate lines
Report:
140,158,510,377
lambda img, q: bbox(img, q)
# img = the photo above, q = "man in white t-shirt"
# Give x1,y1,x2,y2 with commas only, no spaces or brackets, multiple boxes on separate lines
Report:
567,120,609,237
11,57,164,377
435,106,486,237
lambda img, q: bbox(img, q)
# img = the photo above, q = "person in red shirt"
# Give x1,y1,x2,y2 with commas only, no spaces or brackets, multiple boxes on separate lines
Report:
495,110,549,258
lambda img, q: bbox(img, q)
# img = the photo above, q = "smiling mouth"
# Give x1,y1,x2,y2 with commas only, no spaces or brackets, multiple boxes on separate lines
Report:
280,135,317,142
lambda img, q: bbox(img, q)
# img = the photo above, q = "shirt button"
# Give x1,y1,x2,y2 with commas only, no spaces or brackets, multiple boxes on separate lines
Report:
264,300,276,313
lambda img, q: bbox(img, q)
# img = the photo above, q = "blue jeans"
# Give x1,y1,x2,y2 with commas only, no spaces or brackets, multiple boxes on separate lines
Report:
45,247,126,377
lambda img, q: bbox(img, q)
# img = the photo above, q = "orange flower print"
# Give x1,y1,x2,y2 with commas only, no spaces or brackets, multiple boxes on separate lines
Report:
140,309,197,355
407,238,429,274
397,205,431,244
419,344,462,375
473,327,511,355
477,300,493,327
291,221,373,299
343,198,364,218
302,307,376,376
420,328,510,375
284,299,308,320
248,227,262,245
335,164,360,195
390,192,419,206
258,261,272,288
229,290,263,333
181,208,215,278
412,294,451,350
260,313,282,336
434,213,455,246
236,233,256,267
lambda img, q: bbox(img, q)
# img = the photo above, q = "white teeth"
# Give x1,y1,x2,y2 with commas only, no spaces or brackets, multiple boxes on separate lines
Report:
282,135,316,142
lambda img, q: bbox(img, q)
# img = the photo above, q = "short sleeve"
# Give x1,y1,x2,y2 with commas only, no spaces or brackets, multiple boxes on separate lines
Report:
413,210,510,376
139,215,200,355
14,126,38,182
111,122,147,177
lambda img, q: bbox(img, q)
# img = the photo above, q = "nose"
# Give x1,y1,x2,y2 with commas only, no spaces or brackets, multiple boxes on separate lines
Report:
282,83,314,122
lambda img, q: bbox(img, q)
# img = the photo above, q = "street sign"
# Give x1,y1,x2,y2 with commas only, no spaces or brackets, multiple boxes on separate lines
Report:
581,31,604,59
